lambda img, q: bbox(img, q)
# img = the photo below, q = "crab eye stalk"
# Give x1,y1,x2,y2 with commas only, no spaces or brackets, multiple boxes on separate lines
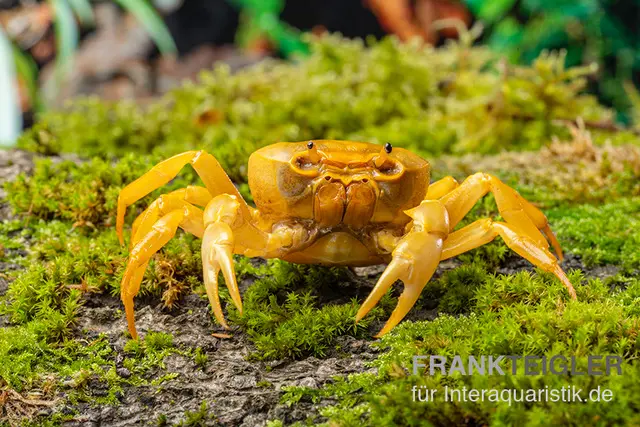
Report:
290,141,322,176
372,142,404,179
306,141,321,163
374,143,392,168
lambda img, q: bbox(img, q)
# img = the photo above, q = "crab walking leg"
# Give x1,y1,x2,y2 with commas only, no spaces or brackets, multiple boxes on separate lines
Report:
425,176,459,200
117,150,249,245
441,219,576,299
356,200,450,337
131,186,210,246
439,173,564,260
125,197,206,320
122,206,203,339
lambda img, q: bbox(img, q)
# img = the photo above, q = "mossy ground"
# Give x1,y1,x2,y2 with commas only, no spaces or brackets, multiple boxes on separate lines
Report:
2,35,640,426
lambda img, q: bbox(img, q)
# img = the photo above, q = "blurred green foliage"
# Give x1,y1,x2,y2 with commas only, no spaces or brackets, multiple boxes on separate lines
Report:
467,0,640,123
19,34,633,184
231,0,310,57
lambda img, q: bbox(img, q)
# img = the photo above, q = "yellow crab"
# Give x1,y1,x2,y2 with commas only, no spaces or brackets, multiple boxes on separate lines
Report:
117,140,576,339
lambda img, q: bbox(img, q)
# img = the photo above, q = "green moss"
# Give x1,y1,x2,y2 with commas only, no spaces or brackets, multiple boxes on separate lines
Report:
192,347,208,369
0,220,199,425
549,197,640,270
0,327,112,393
433,264,491,315
282,269,640,426
1,217,205,321
4,154,197,226
175,402,216,427
17,35,629,184
0,220,27,262
121,332,177,377
227,260,390,360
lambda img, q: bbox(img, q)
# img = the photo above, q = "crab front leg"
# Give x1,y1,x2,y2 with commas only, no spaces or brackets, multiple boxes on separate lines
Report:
199,195,243,331
200,194,318,328
127,192,250,333
120,193,240,340
121,200,206,339
357,200,450,337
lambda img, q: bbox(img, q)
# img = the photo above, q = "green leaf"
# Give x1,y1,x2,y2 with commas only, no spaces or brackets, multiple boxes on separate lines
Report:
11,43,41,112
0,26,22,146
486,16,523,61
115,0,177,56
467,0,517,23
49,0,79,83
68,0,95,26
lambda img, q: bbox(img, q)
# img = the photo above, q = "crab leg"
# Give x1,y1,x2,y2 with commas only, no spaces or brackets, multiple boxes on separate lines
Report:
441,218,576,298
121,205,204,339
356,200,450,337
123,191,208,327
439,173,563,260
116,150,249,245
122,188,317,339
199,192,319,320
131,186,211,247
425,176,459,200
121,192,245,338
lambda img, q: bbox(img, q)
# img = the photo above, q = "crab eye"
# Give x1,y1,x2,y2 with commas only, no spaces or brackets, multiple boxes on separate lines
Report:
373,143,401,175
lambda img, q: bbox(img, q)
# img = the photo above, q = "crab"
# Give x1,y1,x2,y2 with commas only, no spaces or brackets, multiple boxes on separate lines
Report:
116,140,576,339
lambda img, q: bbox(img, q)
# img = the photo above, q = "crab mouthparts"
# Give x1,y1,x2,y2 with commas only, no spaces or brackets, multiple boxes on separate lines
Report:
314,180,376,229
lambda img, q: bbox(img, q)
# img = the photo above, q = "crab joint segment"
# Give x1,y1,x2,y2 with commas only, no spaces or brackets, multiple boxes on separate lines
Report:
425,176,459,200
441,218,576,299
198,193,321,328
356,200,450,337
130,186,210,248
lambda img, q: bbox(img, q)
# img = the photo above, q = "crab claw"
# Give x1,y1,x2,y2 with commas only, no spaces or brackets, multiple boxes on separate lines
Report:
201,222,242,329
356,200,449,337
356,232,443,337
